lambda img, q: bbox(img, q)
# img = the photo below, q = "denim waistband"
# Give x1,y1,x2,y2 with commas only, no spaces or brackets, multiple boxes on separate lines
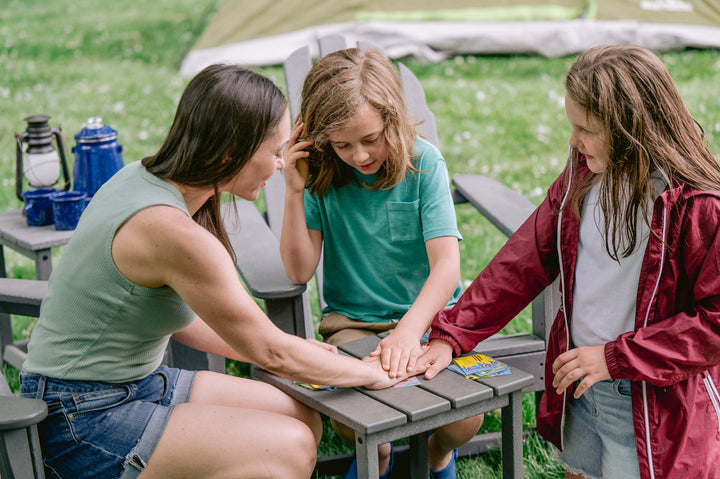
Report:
20,367,170,403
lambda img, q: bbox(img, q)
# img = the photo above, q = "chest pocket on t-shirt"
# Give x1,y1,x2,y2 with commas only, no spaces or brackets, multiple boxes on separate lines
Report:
387,200,421,242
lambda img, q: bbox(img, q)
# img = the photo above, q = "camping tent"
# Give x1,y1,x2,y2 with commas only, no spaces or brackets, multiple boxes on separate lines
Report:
180,0,720,75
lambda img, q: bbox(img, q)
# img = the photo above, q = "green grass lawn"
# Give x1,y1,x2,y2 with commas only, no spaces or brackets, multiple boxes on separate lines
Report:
3,1,720,478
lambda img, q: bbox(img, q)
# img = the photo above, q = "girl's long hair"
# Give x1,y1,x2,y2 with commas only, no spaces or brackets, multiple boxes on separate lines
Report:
299,48,418,196
564,44,720,259
142,64,287,256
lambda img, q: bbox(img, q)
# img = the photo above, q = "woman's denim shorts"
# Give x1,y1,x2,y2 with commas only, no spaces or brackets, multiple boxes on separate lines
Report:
556,378,641,479
19,365,195,479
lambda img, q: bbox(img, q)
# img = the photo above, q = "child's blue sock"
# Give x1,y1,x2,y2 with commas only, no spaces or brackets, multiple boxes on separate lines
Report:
429,448,457,479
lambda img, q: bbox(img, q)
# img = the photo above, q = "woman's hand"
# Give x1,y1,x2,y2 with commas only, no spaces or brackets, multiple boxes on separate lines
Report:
552,345,610,398
369,330,425,379
361,355,414,390
283,121,313,194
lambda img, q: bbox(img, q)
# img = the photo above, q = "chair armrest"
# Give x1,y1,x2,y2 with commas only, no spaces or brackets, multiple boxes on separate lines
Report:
452,174,536,238
0,396,47,430
0,278,47,317
222,200,306,300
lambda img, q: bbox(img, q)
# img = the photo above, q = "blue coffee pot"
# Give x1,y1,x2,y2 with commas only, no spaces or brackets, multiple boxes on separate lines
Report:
72,117,124,197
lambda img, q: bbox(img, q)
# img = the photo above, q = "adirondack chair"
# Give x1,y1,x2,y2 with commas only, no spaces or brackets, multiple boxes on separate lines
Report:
227,35,560,470
0,278,47,479
1,371,47,479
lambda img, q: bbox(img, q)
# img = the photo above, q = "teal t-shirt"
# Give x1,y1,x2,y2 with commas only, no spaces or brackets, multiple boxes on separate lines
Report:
304,137,462,322
23,161,196,382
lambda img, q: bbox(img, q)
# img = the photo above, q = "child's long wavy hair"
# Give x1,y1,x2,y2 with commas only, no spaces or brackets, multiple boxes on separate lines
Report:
299,48,418,196
564,44,720,259
142,64,287,257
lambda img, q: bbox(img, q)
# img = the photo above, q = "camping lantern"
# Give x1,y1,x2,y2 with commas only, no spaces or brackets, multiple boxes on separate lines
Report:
15,115,71,201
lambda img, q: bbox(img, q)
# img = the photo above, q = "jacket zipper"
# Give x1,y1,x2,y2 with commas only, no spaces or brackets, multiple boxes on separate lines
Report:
703,372,720,433
639,204,667,479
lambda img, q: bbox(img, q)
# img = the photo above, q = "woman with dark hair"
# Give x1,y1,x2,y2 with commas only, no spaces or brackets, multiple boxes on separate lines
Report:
19,64,405,479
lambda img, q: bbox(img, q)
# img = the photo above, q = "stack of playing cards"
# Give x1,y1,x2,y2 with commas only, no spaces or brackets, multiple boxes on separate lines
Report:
295,376,421,391
294,382,340,391
448,353,512,379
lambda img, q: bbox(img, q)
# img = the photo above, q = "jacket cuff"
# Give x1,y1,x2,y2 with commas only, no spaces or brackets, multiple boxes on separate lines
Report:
428,330,463,357
604,342,621,379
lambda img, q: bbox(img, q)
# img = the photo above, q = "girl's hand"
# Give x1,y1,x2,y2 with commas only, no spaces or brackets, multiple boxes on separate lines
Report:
369,330,425,379
283,121,313,194
415,339,454,379
552,345,611,398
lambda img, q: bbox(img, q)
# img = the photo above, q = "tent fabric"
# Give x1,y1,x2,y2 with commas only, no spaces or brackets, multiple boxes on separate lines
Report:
180,0,720,75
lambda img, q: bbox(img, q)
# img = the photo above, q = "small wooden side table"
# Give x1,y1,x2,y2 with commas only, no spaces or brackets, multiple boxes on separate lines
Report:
256,335,534,478
0,210,73,280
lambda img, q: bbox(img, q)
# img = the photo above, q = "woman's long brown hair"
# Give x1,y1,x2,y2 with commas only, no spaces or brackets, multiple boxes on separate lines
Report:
142,64,287,257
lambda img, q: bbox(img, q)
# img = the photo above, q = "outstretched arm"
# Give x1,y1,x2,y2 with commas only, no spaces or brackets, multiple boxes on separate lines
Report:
112,204,403,389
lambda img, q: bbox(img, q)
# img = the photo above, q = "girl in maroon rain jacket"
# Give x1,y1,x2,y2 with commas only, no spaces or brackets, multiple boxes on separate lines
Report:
417,45,720,478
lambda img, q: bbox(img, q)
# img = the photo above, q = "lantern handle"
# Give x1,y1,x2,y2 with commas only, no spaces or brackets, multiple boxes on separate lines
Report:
15,131,28,201
52,126,71,193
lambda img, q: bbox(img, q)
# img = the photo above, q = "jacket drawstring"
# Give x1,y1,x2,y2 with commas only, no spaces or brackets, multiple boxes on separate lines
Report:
703,371,720,433
556,146,573,450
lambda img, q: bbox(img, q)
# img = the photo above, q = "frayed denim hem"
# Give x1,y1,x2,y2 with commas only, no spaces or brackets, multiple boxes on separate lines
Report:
551,447,601,479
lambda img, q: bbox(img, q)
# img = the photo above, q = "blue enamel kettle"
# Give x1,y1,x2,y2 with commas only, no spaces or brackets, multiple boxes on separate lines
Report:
72,117,124,197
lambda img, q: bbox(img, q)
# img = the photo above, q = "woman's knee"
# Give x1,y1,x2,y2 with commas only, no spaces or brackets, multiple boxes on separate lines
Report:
275,421,318,477
294,403,323,444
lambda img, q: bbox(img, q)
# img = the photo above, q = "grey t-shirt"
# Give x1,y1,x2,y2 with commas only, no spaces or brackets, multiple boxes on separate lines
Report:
571,176,663,347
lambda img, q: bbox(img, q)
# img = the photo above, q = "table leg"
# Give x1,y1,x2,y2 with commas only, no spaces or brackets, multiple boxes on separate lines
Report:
0,312,13,368
501,390,524,478
0,245,6,278
34,248,53,281
409,432,429,479
1,246,11,368
355,433,380,479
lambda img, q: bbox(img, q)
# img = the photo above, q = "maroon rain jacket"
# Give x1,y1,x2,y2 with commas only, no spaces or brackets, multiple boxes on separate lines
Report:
429,158,720,478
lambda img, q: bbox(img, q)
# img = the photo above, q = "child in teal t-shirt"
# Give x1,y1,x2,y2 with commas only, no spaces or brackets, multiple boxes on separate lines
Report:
280,47,482,479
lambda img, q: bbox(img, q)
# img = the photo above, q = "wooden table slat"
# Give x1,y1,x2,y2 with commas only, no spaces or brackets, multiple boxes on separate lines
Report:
415,370,494,408
473,365,535,396
253,369,407,435
357,385,450,422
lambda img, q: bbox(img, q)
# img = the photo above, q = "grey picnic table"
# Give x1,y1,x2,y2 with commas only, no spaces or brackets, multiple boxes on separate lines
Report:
255,335,533,479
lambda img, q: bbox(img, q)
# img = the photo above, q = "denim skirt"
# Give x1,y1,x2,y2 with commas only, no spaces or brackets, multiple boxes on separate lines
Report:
556,378,640,479
20,365,195,479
